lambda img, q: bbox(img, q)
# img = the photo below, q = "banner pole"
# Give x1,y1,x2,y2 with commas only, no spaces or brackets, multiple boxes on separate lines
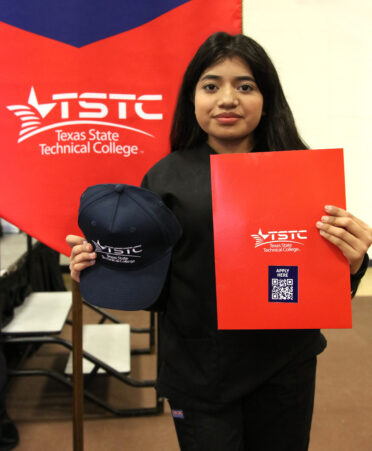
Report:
72,279,84,451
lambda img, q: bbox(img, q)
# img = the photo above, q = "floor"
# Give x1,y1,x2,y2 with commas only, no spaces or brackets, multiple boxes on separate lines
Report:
2,240,372,450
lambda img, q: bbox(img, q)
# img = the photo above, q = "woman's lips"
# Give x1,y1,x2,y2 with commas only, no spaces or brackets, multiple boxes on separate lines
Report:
214,113,242,124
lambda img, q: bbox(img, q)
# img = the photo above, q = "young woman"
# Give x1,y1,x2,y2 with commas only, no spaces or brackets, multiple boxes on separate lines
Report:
67,32,371,450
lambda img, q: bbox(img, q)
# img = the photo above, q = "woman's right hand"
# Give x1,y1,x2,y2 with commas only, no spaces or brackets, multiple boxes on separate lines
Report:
66,234,96,282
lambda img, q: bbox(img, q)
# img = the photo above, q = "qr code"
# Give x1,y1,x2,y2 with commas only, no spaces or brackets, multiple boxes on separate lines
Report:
269,266,298,303
271,278,294,301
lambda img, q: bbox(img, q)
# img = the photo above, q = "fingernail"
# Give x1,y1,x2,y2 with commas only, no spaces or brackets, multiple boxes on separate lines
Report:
316,221,323,228
86,245,91,251
321,216,329,222
325,205,332,212
89,253,95,258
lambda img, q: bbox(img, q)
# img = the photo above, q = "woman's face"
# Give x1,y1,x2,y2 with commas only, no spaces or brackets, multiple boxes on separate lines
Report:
194,56,264,153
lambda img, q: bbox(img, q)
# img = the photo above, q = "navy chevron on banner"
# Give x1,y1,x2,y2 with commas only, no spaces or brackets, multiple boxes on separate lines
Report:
0,0,191,47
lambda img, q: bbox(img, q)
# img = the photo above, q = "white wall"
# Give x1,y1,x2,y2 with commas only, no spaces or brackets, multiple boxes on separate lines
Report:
243,0,372,225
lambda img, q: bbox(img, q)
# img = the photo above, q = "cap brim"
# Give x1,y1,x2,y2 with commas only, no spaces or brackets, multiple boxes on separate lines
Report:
79,250,171,310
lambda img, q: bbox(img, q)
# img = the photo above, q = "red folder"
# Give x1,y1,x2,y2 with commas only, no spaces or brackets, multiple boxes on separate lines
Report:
211,149,352,330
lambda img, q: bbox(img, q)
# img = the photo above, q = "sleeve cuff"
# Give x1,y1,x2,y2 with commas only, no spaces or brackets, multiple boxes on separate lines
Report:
351,253,369,281
350,253,370,297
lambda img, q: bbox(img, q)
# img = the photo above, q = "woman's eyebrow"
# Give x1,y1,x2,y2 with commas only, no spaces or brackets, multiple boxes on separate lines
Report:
236,76,256,82
199,74,256,82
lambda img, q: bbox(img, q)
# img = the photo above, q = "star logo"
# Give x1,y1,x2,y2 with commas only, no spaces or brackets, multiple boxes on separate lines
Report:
7,87,56,142
250,228,270,247
27,87,56,118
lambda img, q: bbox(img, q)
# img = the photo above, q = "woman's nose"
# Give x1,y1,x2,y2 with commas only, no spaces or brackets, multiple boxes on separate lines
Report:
217,86,238,107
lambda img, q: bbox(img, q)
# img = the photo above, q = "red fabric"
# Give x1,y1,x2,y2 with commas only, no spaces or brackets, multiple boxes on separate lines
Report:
0,0,242,255
211,149,352,329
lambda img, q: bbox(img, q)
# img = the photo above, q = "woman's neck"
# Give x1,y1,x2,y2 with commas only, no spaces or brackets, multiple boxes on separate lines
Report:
207,136,254,154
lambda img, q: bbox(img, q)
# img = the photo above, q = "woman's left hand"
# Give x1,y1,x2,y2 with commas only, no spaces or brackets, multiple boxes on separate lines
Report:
316,205,372,274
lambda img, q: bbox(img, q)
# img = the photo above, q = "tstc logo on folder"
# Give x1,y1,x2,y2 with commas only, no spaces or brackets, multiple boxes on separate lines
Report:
211,149,352,330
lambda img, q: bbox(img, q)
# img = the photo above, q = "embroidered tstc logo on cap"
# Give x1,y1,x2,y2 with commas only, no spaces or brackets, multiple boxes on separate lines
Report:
250,228,307,254
92,239,142,264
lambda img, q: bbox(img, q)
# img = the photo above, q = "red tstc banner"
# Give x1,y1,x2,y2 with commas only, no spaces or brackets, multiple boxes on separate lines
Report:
211,149,352,330
0,0,241,255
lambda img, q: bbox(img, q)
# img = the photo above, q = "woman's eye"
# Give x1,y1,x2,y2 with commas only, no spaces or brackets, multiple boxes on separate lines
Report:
203,84,217,92
238,84,253,92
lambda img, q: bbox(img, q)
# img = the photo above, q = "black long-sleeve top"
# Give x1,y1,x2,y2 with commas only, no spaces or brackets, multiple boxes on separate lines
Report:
141,142,369,411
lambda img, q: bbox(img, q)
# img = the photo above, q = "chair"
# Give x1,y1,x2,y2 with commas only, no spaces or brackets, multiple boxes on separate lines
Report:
1,290,163,416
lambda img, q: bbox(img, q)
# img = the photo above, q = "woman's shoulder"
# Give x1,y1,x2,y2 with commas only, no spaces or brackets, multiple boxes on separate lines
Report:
141,144,210,194
148,144,211,174
146,150,181,174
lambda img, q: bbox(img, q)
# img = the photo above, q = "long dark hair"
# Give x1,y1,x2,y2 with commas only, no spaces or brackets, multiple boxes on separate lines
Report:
170,32,308,152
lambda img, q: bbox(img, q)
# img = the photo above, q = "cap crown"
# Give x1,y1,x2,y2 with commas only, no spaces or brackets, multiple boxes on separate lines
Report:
78,184,181,270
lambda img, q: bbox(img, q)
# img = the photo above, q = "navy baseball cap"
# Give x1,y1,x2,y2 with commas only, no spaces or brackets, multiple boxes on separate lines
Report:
78,183,182,310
